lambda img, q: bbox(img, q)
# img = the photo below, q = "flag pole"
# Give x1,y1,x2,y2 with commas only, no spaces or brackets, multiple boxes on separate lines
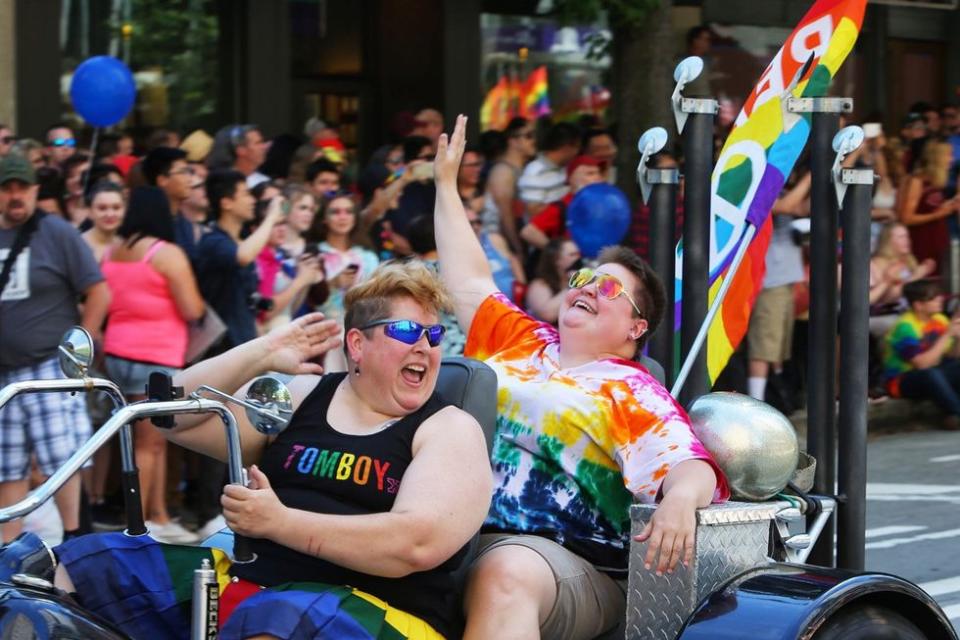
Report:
672,223,757,397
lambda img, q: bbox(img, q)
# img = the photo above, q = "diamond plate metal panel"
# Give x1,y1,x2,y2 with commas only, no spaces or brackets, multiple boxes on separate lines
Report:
626,502,775,640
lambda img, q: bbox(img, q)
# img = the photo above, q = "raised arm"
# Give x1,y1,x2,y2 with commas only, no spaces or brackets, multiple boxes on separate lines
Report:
434,115,498,332
168,313,340,464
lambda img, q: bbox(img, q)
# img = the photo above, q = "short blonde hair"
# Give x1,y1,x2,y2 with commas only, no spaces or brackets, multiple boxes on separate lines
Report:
343,260,452,334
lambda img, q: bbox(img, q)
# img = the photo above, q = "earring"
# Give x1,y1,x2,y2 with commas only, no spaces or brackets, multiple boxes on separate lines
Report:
354,366,361,376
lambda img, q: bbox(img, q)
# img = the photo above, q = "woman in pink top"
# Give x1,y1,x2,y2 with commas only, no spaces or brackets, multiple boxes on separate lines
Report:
103,186,205,544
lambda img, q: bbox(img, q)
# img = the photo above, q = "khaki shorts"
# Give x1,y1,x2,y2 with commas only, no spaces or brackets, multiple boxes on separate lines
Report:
476,533,626,640
748,284,796,363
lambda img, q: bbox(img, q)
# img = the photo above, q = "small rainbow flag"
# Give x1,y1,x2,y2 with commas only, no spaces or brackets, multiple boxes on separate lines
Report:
521,66,551,119
674,0,867,384
480,74,510,131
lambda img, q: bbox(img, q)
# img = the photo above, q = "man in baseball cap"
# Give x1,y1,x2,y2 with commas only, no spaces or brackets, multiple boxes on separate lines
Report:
0,150,109,544
519,155,607,249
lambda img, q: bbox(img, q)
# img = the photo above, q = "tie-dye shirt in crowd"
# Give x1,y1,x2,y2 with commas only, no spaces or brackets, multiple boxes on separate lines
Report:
464,293,729,572
883,310,951,396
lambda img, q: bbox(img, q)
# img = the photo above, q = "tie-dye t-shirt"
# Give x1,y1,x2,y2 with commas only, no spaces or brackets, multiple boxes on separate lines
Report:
883,310,951,396
464,293,729,572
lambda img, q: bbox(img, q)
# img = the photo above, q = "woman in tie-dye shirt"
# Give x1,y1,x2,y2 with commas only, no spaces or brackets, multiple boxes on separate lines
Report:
433,115,729,640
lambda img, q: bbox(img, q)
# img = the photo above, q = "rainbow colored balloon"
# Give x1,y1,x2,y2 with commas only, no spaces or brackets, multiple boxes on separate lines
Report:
674,0,867,383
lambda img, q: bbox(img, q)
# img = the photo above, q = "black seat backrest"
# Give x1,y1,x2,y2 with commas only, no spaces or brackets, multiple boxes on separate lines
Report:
638,355,666,386
435,357,498,454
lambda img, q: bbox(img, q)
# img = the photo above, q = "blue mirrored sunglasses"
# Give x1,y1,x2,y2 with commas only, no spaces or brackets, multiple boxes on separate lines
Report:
360,319,445,347
51,138,76,148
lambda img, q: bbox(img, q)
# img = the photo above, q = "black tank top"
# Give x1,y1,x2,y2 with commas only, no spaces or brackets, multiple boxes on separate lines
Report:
231,372,474,638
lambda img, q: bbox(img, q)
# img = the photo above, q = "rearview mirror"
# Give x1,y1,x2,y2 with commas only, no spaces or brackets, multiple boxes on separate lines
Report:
244,376,293,435
58,327,94,379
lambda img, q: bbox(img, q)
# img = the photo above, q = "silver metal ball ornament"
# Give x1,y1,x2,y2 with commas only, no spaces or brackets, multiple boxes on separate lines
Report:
688,392,800,501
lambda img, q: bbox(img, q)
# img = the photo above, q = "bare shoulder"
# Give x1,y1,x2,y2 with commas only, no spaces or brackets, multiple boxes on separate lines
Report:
286,373,324,410
414,405,486,450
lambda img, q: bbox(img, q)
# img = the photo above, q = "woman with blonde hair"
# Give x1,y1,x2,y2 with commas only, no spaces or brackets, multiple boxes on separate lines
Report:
897,139,960,272
280,183,318,258
870,222,934,309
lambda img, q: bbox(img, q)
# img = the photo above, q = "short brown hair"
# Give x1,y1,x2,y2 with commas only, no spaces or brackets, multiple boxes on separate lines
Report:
596,245,666,351
343,260,452,335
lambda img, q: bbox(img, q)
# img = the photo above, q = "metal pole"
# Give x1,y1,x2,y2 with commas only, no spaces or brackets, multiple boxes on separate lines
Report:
806,109,841,567
836,169,874,571
647,168,679,383
673,224,757,398
679,106,715,407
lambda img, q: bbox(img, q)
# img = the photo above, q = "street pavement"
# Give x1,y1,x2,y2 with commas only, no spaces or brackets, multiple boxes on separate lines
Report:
865,428,960,631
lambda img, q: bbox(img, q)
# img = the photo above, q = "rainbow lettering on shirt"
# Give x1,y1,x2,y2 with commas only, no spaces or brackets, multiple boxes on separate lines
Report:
282,444,397,493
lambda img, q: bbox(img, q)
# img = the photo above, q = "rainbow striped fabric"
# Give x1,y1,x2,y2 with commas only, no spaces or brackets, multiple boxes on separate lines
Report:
521,66,551,118
674,0,867,383
56,533,443,639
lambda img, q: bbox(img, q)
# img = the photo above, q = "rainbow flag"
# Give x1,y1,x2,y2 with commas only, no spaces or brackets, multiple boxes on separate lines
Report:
674,0,867,384
480,74,510,131
521,66,551,118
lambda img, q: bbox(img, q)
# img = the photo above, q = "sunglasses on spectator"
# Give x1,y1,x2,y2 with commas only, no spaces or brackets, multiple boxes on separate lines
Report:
568,268,643,317
168,166,196,177
1,136,15,145
50,138,76,148
360,319,446,347
511,131,535,140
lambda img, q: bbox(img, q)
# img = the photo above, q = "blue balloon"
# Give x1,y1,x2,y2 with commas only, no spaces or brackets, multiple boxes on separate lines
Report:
70,56,136,127
566,183,632,258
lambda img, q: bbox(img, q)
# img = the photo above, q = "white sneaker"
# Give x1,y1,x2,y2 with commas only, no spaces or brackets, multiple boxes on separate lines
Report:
147,520,201,544
196,515,228,541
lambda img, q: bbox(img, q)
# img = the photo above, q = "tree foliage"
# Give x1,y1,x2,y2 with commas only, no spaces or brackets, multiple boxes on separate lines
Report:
551,0,662,29
123,0,219,130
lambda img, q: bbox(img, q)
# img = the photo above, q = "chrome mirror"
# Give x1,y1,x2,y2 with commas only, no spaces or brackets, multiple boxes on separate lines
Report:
636,127,670,204
244,376,293,435
831,126,866,207
672,56,705,134
58,327,94,379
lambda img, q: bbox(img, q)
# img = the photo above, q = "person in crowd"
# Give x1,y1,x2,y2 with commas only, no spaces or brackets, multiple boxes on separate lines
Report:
898,139,960,273
12,139,45,170
883,280,960,431
207,125,269,189
80,182,125,263
61,153,92,226
412,108,445,145
196,170,283,351
287,142,324,185
44,123,76,169
684,25,714,97
747,170,811,414
385,136,438,240
912,101,942,138
306,192,379,370
517,121,581,219
0,125,13,158
306,157,341,200
870,223,934,311
582,127,618,182
34,166,63,216
280,184,319,258
181,161,210,227
478,117,536,254
465,201,524,302
54,261,492,640
458,145,485,213
254,198,323,332
252,179,282,205
142,147,199,260
524,238,582,324
0,153,110,543
520,155,606,249
434,116,728,639
101,186,206,543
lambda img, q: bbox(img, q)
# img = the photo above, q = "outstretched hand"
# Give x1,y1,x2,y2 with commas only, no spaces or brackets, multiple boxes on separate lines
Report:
434,114,467,186
262,312,341,375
